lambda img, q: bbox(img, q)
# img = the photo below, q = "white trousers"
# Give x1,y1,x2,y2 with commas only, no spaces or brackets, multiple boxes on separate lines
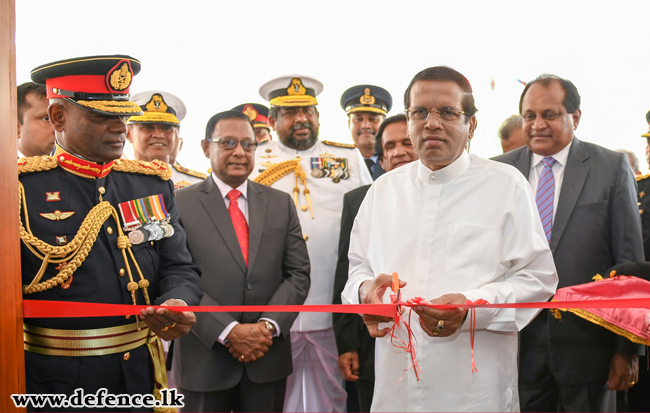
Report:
283,328,347,413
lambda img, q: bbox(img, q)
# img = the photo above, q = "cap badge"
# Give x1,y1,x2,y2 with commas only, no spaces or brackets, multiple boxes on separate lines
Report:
243,105,258,121
360,87,375,105
287,78,306,96
145,94,169,113
107,61,133,92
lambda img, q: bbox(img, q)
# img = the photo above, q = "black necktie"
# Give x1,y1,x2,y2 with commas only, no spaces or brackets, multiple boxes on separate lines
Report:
364,158,375,174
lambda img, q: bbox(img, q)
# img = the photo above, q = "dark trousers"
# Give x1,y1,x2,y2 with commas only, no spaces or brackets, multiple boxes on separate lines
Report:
628,355,650,412
356,378,374,412
179,370,285,413
519,312,615,412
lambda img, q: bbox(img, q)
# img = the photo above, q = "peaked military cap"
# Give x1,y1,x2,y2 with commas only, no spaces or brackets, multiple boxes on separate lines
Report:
127,91,186,126
642,110,650,138
30,55,143,116
232,103,271,129
259,75,324,107
340,84,392,115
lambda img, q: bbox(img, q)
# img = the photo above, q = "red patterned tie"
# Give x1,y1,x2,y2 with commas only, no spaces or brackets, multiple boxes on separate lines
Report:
227,189,249,266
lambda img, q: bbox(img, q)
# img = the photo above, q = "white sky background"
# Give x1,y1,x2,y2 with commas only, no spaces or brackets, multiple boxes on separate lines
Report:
15,0,650,173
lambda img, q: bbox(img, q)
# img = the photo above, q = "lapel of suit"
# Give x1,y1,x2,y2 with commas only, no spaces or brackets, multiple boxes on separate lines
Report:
199,177,247,273
512,146,533,179
549,137,590,254
246,181,266,277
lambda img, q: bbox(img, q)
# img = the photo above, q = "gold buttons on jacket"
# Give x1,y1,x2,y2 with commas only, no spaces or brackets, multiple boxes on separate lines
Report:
106,227,113,235
303,234,309,241
98,187,106,195
123,352,130,361
119,268,125,277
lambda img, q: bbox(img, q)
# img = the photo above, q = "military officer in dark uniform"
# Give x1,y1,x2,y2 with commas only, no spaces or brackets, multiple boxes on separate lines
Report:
232,103,273,142
20,55,203,411
340,85,392,180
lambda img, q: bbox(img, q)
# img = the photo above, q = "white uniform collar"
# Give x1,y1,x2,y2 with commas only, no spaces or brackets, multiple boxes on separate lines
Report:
211,173,248,200
275,137,320,156
417,150,471,184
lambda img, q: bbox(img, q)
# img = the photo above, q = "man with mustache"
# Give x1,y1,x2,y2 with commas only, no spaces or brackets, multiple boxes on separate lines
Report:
340,85,393,180
493,74,643,412
250,75,372,413
127,91,207,190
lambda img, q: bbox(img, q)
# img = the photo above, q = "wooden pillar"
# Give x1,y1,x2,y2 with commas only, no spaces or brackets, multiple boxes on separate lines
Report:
0,0,26,411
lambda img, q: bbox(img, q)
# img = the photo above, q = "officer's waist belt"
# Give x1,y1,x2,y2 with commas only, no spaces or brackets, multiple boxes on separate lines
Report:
23,322,151,357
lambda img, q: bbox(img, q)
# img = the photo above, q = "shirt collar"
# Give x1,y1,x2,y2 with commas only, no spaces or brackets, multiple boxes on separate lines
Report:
366,154,379,164
211,173,248,200
417,150,471,184
531,139,573,168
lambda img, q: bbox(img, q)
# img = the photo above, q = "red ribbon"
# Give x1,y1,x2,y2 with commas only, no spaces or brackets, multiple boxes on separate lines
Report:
22,298,650,318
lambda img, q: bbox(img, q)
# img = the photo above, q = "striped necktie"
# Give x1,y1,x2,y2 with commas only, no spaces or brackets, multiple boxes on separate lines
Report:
536,157,557,243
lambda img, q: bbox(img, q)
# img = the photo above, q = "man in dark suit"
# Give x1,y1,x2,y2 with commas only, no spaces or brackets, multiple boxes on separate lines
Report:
172,110,310,412
332,113,418,412
493,74,643,412
340,85,394,180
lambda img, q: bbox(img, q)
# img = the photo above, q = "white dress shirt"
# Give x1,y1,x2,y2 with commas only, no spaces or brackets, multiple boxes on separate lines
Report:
528,140,573,221
211,174,279,343
342,152,558,412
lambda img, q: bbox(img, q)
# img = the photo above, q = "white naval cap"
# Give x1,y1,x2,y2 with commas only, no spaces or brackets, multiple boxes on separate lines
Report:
259,75,324,107
127,90,187,125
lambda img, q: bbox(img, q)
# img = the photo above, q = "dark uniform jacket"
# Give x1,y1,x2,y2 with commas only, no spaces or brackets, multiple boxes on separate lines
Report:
19,148,203,408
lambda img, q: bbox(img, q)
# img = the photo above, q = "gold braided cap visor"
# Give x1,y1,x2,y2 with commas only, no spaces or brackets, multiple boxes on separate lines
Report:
346,106,387,115
70,98,144,116
269,95,318,107
127,112,181,125
642,131,650,137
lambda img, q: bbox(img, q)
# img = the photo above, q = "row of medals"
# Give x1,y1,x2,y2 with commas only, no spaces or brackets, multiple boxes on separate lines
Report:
126,219,174,245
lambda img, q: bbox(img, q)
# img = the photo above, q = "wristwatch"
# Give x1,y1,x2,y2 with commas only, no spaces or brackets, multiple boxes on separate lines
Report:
263,320,276,334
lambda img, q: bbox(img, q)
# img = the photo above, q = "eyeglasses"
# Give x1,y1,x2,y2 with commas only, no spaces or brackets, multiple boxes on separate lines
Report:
209,138,258,152
406,107,469,123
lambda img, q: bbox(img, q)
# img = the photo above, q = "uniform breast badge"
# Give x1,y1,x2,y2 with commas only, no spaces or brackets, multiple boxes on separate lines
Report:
118,194,174,245
310,156,350,183
46,192,61,201
39,210,75,221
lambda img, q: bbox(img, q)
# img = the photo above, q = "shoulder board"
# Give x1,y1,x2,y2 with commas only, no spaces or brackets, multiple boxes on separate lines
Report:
173,163,207,179
18,155,59,174
322,140,355,149
636,173,650,182
112,159,172,181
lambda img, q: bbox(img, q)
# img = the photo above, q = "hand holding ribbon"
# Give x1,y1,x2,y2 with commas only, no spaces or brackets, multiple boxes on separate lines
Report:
139,298,196,341
413,293,468,338
359,273,407,337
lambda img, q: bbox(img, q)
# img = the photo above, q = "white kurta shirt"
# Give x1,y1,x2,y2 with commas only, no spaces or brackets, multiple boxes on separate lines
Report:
342,151,558,412
250,138,372,331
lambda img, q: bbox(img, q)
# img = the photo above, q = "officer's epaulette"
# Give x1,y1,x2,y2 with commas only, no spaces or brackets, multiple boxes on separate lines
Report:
636,173,650,182
18,155,59,174
322,140,355,149
258,139,271,145
173,163,207,179
112,159,172,181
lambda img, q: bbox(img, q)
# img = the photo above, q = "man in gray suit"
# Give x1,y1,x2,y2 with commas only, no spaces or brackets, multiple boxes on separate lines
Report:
172,110,311,412
493,74,643,412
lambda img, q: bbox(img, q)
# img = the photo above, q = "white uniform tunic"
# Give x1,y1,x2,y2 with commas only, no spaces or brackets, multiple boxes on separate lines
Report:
169,162,206,190
342,152,558,412
250,138,372,412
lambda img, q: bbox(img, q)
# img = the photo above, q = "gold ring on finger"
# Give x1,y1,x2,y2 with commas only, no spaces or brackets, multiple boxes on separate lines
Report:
436,320,445,331
161,326,169,333
257,352,264,358
170,322,177,329
629,381,636,387
239,355,245,361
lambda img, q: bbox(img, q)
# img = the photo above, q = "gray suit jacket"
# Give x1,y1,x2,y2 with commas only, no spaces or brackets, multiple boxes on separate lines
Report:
493,137,644,385
171,177,310,392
